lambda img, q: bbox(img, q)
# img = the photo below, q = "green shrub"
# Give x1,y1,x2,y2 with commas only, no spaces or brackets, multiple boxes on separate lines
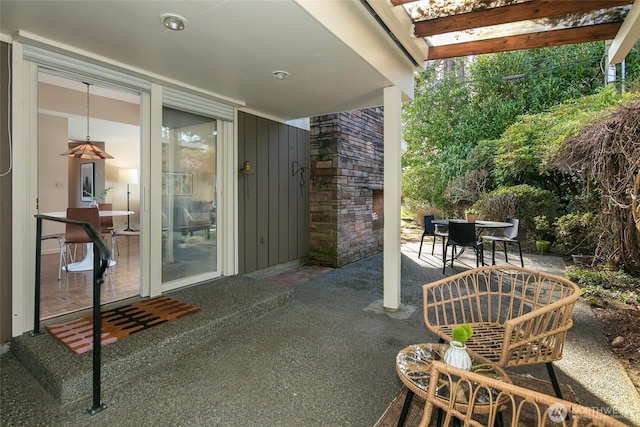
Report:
554,212,599,255
474,184,558,237
565,266,640,307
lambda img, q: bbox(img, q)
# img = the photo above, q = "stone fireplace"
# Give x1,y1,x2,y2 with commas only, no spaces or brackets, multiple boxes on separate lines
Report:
309,108,384,267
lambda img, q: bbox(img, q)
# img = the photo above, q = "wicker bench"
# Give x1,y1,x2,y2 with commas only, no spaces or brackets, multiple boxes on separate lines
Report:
422,361,626,427
423,265,580,398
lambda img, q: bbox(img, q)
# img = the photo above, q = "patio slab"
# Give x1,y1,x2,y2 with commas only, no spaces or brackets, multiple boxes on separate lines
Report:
1,242,638,426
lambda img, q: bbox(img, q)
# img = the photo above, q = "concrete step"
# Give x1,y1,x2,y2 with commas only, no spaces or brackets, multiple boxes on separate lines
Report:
11,275,292,404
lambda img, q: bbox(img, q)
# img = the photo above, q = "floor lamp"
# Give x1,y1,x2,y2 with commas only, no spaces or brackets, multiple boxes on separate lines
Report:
119,168,138,231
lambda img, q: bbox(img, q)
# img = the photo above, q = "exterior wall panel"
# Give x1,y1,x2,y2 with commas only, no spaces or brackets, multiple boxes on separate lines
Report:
238,111,309,275
0,41,11,342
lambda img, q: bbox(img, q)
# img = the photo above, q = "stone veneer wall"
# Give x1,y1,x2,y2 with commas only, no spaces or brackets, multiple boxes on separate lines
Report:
309,108,384,267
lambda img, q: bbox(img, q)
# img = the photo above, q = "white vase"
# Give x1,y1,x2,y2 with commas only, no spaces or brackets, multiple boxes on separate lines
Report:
444,341,472,371
89,201,99,209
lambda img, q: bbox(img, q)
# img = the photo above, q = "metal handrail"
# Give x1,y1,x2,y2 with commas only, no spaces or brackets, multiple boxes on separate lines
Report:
34,214,111,414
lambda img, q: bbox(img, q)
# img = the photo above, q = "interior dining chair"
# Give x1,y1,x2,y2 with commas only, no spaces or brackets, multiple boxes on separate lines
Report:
442,221,483,274
481,217,523,267
418,215,435,258
41,233,69,280
98,203,119,256
64,207,102,267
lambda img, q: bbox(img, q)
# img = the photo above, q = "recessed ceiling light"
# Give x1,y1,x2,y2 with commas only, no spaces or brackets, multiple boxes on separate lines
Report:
162,14,186,31
272,71,290,80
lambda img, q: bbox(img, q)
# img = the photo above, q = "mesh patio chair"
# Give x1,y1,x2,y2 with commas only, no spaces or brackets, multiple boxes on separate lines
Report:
423,265,581,399
418,215,436,258
419,361,627,427
482,218,523,267
442,221,483,274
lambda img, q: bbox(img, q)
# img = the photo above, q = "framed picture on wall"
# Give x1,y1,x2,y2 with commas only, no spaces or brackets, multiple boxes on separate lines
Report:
162,172,193,196
80,162,94,201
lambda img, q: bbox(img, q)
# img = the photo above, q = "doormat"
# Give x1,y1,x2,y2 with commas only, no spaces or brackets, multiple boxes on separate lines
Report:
375,374,577,427
46,296,200,355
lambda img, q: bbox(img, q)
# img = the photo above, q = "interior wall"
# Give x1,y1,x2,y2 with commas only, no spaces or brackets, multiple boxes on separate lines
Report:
38,80,141,231
238,111,309,274
38,114,69,252
1,41,12,342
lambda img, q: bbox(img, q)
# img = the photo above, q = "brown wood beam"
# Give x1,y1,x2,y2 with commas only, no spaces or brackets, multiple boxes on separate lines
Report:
412,0,631,37
426,22,622,60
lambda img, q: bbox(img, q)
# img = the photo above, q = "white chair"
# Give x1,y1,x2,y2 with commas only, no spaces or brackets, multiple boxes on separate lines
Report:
482,218,523,267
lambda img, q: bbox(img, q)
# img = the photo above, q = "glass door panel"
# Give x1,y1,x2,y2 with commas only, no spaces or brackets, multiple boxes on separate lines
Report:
37,71,142,318
161,107,217,283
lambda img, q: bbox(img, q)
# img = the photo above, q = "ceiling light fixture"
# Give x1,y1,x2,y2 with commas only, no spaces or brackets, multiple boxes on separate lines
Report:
162,14,186,31
272,71,290,80
60,82,114,160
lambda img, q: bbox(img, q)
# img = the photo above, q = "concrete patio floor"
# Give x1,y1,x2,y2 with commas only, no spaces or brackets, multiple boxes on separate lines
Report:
1,241,639,426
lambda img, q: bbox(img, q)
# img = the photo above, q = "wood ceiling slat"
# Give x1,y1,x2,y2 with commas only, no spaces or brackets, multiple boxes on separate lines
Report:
412,0,632,37
427,22,622,60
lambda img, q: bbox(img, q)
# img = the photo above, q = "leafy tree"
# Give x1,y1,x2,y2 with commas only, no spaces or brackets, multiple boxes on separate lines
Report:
402,42,640,212
491,87,631,194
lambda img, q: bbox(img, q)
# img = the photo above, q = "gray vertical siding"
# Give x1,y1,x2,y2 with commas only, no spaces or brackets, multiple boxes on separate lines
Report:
0,41,11,342
238,111,309,275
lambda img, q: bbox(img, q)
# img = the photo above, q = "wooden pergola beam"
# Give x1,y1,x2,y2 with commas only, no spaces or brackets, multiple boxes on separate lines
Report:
609,0,640,63
410,0,631,37
427,22,622,60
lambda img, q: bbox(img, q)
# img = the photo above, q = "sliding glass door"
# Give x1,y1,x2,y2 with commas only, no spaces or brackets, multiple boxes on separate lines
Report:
161,107,218,284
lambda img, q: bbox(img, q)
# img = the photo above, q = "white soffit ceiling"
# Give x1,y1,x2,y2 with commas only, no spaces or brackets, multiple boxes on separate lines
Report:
0,0,402,121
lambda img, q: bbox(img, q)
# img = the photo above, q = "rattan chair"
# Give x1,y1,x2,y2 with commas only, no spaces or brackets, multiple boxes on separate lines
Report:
420,360,626,427
423,265,580,399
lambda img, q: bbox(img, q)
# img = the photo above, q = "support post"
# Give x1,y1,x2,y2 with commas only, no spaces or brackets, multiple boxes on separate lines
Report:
383,85,402,311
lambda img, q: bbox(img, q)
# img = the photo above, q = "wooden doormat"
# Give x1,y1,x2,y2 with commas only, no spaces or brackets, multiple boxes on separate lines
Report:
375,374,577,427
46,296,200,355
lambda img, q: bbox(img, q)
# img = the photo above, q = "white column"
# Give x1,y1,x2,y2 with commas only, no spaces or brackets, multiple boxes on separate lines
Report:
383,86,402,311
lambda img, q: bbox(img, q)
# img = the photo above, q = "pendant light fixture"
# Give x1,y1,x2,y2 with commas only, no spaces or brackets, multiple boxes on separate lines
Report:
60,82,114,159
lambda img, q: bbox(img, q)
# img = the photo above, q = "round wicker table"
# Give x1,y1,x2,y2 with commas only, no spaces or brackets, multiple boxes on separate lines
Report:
395,343,511,427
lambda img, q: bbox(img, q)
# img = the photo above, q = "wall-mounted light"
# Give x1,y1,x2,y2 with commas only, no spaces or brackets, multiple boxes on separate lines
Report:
240,161,255,175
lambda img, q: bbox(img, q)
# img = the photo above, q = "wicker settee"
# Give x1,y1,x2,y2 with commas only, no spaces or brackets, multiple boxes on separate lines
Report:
420,361,626,427
423,265,580,398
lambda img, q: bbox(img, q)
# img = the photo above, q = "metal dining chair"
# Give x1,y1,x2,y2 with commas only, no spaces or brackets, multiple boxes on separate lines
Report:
432,223,449,256
481,217,523,267
442,221,483,274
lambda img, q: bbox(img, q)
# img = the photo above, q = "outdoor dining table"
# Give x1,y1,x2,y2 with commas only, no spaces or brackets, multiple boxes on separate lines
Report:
432,219,513,262
432,219,513,237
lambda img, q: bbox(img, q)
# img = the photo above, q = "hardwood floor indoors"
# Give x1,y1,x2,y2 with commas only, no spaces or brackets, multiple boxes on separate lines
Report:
39,234,140,320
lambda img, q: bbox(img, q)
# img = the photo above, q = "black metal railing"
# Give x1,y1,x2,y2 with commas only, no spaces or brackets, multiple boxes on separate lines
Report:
34,214,111,415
